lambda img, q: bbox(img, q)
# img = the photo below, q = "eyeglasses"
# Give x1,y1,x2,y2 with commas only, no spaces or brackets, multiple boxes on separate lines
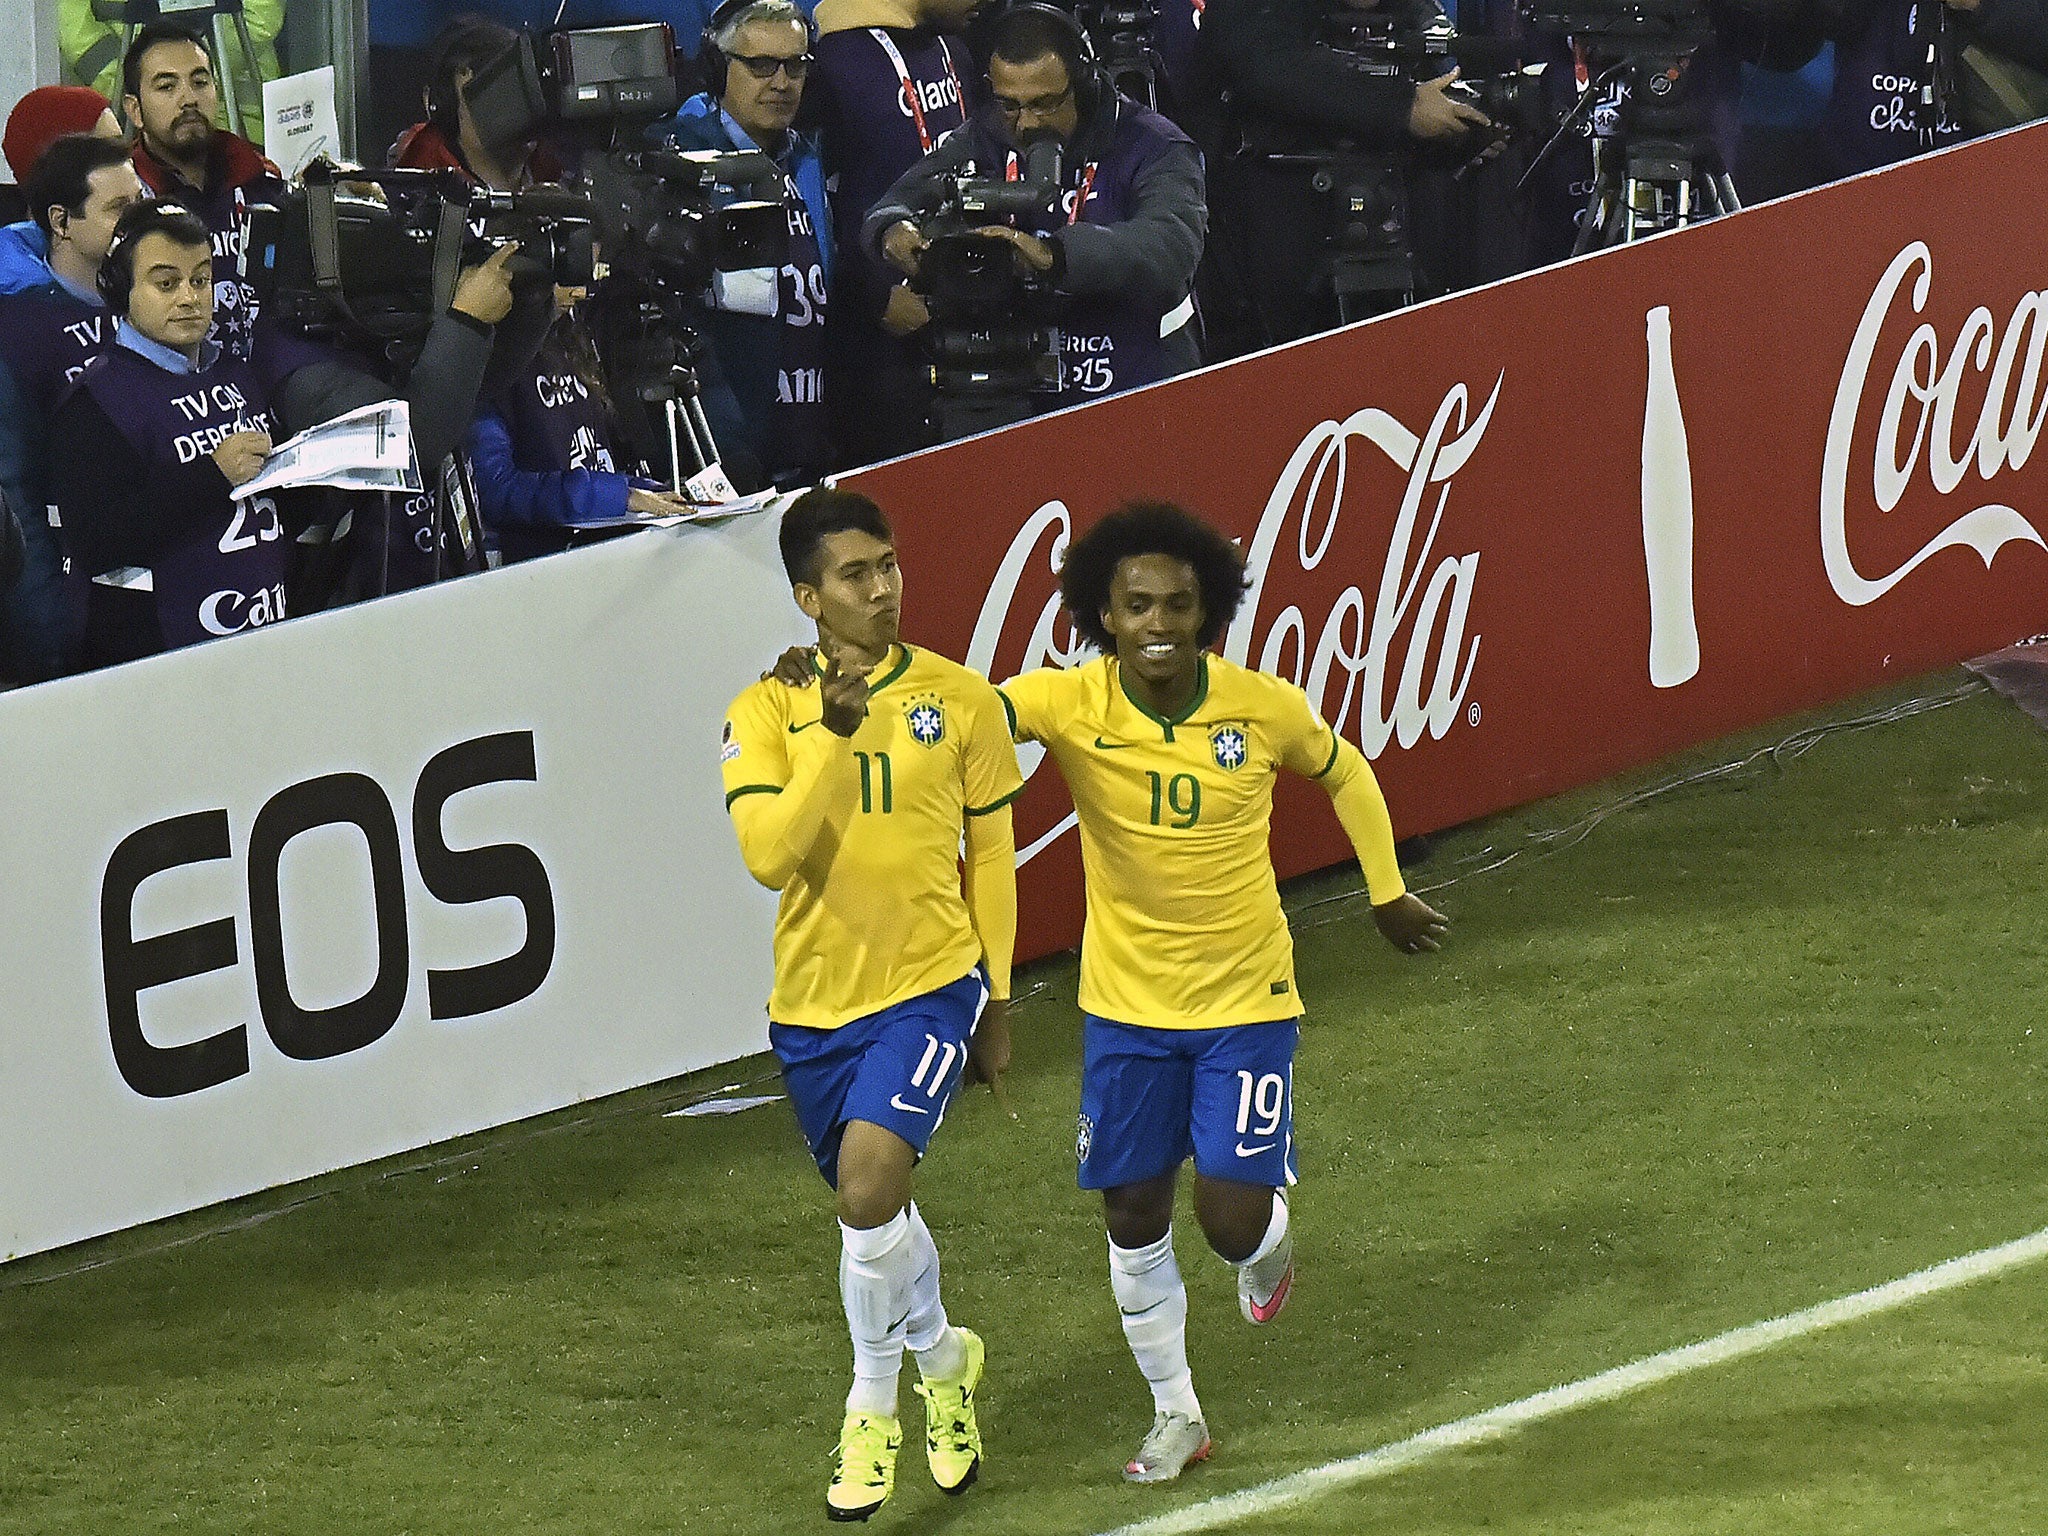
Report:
730,52,813,80
993,83,1073,117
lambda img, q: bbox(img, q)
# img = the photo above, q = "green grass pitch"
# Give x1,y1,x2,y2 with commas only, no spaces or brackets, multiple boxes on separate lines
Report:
3,673,2045,1535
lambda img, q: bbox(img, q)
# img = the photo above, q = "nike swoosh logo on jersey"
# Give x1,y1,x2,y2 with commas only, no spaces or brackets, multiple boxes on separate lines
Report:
1235,1141,1276,1158
788,720,822,734
889,1094,932,1115
1093,736,1134,749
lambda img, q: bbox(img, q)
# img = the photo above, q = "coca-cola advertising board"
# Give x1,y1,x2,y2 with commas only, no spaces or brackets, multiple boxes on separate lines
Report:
840,123,2048,962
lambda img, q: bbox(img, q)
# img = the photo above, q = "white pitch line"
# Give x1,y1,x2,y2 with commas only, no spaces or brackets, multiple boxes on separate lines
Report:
1098,1221,2048,1536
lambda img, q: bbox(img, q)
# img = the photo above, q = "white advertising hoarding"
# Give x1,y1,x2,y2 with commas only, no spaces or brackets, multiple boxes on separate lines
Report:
0,514,807,1262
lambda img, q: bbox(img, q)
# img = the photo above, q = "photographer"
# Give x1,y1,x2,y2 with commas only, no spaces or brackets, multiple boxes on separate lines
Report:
121,22,288,360
1189,0,1491,344
47,201,510,666
864,3,1207,418
0,135,143,682
655,0,835,490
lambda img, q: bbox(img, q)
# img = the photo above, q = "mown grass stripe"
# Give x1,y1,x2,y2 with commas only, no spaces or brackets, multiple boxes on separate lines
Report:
1100,1221,2048,1536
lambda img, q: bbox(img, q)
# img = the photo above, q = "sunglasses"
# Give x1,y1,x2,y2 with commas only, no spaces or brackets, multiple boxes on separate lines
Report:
731,52,813,80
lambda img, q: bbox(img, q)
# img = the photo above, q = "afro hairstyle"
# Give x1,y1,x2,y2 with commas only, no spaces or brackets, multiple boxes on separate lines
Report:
1058,501,1248,654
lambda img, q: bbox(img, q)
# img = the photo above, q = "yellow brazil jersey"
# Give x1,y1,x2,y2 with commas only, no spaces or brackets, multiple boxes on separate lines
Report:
1001,654,1344,1030
723,645,1023,1029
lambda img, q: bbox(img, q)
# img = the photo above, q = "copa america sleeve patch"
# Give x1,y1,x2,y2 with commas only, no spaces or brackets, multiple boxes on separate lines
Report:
721,720,741,763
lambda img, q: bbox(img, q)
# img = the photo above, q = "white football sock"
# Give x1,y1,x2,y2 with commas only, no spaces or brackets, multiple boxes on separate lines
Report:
840,1209,914,1417
1237,1191,1289,1269
1109,1229,1203,1421
901,1203,966,1379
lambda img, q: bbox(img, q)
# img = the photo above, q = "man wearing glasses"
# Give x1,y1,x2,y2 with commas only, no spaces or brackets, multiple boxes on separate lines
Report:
863,2,1206,421
657,0,835,489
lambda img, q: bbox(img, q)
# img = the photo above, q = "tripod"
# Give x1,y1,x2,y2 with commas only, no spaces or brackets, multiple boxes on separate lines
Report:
1520,45,1740,252
99,0,266,141
1264,151,1416,325
1574,52,1739,251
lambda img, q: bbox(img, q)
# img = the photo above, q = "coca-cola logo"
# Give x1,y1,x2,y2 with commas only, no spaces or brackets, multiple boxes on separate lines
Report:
1822,241,2048,607
967,381,1493,863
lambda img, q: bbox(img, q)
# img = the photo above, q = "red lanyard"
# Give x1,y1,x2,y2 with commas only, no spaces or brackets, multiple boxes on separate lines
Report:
871,29,964,154
1006,154,1098,225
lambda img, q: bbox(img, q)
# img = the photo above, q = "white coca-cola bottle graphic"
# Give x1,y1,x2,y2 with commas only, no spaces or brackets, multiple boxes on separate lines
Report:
1641,305,1700,688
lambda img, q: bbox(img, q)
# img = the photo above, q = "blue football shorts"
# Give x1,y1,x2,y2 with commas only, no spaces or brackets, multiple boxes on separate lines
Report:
770,970,988,1187
1076,1014,1301,1191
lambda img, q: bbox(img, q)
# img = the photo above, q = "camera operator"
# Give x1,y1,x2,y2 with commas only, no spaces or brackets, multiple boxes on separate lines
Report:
392,15,569,192
0,135,143,682
655,0,835,490
121,22,288,361
465,283,699,563
864,3,1207,418
1189,0,1490,345
810,0,983,465
47,201,511,667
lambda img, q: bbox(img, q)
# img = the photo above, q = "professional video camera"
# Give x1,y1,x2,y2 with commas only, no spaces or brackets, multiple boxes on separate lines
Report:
1241,1,1544,320
1516,0,1737,247
913,135,1066,434
252,22,794,497
1075,0,1165,107
245,164,599,348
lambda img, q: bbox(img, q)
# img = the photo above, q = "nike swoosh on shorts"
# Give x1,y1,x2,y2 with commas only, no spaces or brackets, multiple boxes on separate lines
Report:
1235,1141,1275,1157
889,1095,932,1115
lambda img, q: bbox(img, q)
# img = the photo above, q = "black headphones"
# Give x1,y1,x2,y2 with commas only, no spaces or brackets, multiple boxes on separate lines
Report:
96,201,203,313
699,0,821,103
979,3,1110,120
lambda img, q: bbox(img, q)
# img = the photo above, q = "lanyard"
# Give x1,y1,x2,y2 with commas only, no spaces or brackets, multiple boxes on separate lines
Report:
871,29,964,154
1005,153,1099,225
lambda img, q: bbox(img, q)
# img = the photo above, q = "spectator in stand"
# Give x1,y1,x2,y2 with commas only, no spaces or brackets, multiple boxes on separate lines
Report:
122,23,288,360
0,135,145,682
655,0,835,490
810,0,982,467
62,0,285,146
466,287,697,563
1,84,122,232
48,200,514,667
4,86,123,184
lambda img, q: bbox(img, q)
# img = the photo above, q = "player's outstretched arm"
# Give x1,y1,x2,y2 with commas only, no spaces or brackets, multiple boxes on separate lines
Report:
1316,736,1450,955
961,803,1018,1087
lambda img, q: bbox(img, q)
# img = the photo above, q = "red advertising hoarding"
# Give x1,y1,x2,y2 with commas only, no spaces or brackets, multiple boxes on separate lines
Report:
840,125,2048,961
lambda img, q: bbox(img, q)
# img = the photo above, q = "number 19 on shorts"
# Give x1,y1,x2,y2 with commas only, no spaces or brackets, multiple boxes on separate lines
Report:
1235,1069,1287,1140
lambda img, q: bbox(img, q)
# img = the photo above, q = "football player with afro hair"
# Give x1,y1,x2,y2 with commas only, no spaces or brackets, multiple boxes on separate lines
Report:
1001,499,1448,1483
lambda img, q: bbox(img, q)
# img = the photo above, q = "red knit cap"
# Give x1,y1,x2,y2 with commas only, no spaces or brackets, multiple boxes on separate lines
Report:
4,86,115,182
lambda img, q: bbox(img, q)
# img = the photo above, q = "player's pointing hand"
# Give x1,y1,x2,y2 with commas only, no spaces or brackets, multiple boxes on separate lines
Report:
819,649,871,737
1372,892,1449,955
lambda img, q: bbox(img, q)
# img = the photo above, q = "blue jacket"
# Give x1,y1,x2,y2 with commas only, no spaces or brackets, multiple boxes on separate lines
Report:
0,222,52,296
656,95,836,487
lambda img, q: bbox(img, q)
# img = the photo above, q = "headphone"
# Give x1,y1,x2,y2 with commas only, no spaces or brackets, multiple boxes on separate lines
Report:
979,3,1110,120
699,0,821,103
96,201,204,313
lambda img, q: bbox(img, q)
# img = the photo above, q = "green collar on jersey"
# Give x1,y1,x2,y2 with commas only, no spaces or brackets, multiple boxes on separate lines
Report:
1116,653,1209,738
811,643,914,695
